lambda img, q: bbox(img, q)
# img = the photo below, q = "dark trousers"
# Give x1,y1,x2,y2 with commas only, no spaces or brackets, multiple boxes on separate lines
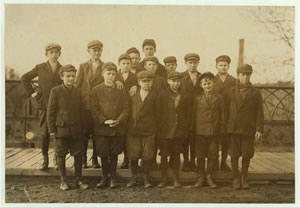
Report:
100,155,118,176
39,109,52,156
57,155,82,177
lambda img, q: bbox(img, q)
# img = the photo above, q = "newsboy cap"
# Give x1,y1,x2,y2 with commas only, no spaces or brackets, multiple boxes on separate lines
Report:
87,40,103,49
142,39,156,48
199,72,215,82
59,64,76,77
216,55,231,64
144,56,159,64
163,56,177,64
168,71,182,80
184,53,200,61
102,62,117,72
126,47,140,55
118,54,131,63
45,43,61,52
137,70,155,80
237,64,253,74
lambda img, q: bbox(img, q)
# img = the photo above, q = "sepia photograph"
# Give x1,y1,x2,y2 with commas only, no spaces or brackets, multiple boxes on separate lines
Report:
2,0,297,207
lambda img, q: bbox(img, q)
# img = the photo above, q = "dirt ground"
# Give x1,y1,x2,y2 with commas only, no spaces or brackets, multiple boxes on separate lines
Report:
5,175,294,204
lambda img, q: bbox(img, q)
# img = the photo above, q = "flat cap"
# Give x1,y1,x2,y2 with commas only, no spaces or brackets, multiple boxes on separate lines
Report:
184,53,200,61
199,72,215,82
137,70,155,80
118,54,131,63
45,43,61,52
142,39,156,48
126,47,140,55
216,55,231,64
163,56,177,64
87,40,103,49
59,64,76,77
144,56,159,64
102,62,117,72
237,64,253,74
168,71,182,80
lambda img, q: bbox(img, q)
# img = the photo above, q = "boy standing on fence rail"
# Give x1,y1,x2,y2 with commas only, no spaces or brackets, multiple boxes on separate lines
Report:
226,64,264,190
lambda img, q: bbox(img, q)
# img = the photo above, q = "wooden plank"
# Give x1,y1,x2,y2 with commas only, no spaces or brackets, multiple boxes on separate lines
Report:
5,148,16,154
6,148,36,165
253,157,282,173
5,148,24,159
18,149,44,168
262,157,291,173
32,149,54,168
15,149,41,168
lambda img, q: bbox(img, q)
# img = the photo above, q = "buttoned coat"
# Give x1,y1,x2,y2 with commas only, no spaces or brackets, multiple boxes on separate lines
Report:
193,92,225,136
75,60,104,110
21,61,62,109
158,88,192,139
47,84,84,139
90,83,129,137
226,85,264,136
127,89,159,136
180,71,202,97
115,70,138,93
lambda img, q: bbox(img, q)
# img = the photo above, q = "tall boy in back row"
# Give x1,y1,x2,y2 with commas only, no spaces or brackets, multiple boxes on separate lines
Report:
226,64,264,189
214,55,236,171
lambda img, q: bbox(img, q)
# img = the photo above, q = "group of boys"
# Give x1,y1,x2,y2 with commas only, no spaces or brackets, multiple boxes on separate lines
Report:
21,38,264,191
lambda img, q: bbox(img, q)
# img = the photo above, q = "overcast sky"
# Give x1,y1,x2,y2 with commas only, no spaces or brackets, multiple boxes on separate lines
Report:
4,4,294,83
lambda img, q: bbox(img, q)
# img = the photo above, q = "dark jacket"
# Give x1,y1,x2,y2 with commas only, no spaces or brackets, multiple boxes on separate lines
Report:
47,84,84,139
152,75,168,93
90,83,129,136
115,70,138,93
136,59,167,78
193,92,225,136
21,61,62,109
158,88,192,139
127,89,159,136
226,85,264,136
180,71,202,97
75,60,104,110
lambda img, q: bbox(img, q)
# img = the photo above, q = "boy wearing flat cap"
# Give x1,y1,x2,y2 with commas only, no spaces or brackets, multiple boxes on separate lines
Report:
157,71,192,188
226,64,263,190
90,62,129,189
180,53,202,172
126,70,159,188
192,72,224,189
136,39,167,78
214,55,236,171
47,65,89,191
126,47,141,74
116,54,138,169
163,56,177,75
21,43,63,170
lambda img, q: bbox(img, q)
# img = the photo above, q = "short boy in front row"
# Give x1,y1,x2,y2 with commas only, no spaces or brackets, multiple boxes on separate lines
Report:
157,71,192,188
91,62,129,188
47,65,89,191
193,72,224,189
226,64,264,189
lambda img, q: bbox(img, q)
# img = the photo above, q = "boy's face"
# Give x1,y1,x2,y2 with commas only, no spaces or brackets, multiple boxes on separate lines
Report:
185,60,199,72
200,78,214,93
168,79,181,91
62,71,76,88
138,78,153,90
238,72,251,84
165,63,177,74
46,49,61,62
144,61,158,74
143,45,156,57
119,59,131,72
129,52,141,68
216,61,230,75
88,47,103,60
102,70,116,85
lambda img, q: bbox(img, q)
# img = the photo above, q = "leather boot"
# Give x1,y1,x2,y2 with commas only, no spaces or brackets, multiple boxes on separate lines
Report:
97,175,108,188
241,158,250,190
173,175,181,188
127,160,138,188
40,155,49,170
143,173,152,188
194,174,206,188
127,174,138,188
75,176,89,189
206,174,217,189
231,157,241,189
60,176,69,191
110,174,118,188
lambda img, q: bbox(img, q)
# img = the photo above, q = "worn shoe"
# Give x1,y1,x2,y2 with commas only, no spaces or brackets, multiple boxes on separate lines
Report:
126,177,138,188
60,181,69,191
158,181,167,188
75,180,89,189
220,161,231,171
241,175,249,190
40,155,49,170
232,176,241,189
143,175,152,188
194,175,206,188
173,178,181,188
206,174,217,189
110,175,118,188
96,177,109,188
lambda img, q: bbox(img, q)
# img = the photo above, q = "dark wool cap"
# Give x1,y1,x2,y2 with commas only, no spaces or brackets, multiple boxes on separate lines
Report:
216,55,231,64
163,56,177,64
142,39,156,48
59,64,76,77
199,72,215,82
137,70,155,80
126,47,140,55
118,54,131,63
87,40,103,49
237,64,253,74
102,62,117,72
144,56,159,64
168,71,182,80
184,53,200,61
45,43,61,52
